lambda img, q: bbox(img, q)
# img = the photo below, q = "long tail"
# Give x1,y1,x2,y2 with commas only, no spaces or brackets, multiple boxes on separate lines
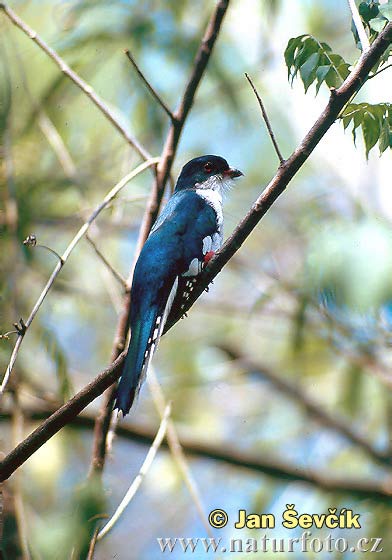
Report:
115,278,178,416
115,310,155,416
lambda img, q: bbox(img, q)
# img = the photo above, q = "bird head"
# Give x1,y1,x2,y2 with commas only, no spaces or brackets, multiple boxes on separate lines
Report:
175,155,243,193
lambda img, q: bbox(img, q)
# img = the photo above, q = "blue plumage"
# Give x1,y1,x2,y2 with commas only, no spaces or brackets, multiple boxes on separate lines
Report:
115,155,243,415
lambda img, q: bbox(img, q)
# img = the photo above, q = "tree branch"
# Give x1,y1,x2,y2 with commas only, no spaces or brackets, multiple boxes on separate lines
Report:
0,353,125,482
1,406,391,501
245,73,285,164
347,0,370,53
164,21,392,332
0,3,151,161
219,344,392,468
124,49,175,122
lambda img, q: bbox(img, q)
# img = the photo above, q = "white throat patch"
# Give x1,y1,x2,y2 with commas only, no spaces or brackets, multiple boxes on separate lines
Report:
194,173,233,196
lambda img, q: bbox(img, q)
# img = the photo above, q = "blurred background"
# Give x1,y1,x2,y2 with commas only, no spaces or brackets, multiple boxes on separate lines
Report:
1,0,392,558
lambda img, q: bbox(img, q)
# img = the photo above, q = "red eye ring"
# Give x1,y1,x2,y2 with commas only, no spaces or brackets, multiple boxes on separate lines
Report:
204,162,213,173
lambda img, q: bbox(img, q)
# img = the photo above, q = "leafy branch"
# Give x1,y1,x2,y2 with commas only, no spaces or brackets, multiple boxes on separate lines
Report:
341,102,392,156
284,18,392,156
284,34,350,93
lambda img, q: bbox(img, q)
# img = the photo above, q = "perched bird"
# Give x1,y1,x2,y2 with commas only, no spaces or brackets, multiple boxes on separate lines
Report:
115,155,243,415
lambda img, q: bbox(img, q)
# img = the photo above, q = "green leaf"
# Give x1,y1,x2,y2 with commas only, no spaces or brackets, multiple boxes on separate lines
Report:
292,37,319,77
299,52,319,92
341,103,391,157
362,111,381,157
284,36,304,78
284,34,350,94
359,1,380,21
315,65,331,94
379,120,390,153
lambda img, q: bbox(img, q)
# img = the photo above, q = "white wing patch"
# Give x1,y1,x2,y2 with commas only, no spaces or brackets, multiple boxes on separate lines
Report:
211,232,222,252
183,257,202,277
202,236,212,254
183,233,221,279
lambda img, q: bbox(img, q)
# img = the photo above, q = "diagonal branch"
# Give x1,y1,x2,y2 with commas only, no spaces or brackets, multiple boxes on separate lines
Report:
245,73,285,164
219,344,392,468
164,21,392,332
1,21,391,484
124,49,176,122
0,353,125,482
0,3,151,161
347,0,370,53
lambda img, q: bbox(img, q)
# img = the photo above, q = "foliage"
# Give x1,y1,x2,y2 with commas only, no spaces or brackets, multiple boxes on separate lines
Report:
360,0,392,33
341,102,392,157
284,6,391,157
284,34,350,93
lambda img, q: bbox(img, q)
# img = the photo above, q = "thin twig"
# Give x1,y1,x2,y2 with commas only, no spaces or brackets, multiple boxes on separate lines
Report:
86,234,127,288
0,158,160,399
245,73,285,165
347,0,370,53
124,49,176,122
0,3,151,161
148,368,213,537
86,527,99,560
368,61,392,79
97,403,171,541
23,236,64,263
0,330,18,340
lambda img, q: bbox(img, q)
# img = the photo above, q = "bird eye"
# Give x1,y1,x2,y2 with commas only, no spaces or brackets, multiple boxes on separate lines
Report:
204,162,213,173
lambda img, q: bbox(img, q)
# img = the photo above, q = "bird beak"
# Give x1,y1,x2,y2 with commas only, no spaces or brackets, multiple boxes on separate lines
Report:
224,167,243,178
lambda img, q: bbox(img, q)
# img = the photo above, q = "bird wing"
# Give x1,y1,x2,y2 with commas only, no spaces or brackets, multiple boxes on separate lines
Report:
115,190,219,415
